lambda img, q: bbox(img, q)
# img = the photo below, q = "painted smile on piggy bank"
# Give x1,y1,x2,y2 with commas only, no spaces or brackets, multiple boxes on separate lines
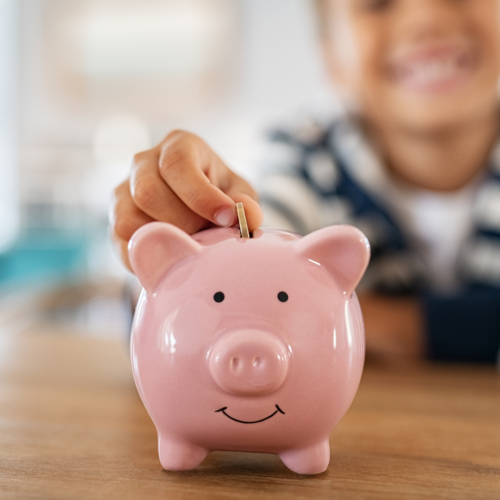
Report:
129,224,370,475
215,404,285,424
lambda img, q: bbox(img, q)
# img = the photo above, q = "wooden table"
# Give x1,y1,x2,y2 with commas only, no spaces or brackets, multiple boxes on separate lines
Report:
0,329,499,499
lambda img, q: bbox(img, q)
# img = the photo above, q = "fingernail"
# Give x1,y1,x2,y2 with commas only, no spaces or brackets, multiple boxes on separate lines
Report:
215,207,235,227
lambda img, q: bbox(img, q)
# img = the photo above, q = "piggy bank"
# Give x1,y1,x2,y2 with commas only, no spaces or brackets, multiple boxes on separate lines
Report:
129,222,370,475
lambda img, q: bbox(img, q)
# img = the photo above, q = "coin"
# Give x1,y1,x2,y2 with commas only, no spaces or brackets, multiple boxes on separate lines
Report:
236,202,250,238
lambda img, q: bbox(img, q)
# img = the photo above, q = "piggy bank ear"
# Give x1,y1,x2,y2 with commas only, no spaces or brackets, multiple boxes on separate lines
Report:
296,225,370,295
128,222,202,294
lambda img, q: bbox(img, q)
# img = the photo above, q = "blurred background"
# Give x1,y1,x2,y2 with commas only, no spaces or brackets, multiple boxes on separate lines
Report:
0,0,337,339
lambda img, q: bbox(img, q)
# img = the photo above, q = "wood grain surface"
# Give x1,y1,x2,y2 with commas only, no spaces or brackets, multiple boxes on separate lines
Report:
0,329,499,499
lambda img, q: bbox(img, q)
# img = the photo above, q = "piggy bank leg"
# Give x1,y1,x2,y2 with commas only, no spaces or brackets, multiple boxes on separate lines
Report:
158,435,208,471
279,439,330,475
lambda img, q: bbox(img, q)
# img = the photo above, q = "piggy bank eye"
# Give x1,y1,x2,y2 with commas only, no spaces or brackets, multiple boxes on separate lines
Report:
277,291,288,302
213,292,225,303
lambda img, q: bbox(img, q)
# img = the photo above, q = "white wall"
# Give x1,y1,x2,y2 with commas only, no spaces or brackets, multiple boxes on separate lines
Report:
239,0,333,119
176,0,338,182
0,0,19,250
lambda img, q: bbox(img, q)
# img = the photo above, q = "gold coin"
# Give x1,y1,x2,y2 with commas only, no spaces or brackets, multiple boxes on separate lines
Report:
236,202,250,238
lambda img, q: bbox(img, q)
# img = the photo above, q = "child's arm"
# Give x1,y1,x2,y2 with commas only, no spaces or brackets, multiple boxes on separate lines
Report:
110,130,263,270
361,289,500,363
358,293,426,360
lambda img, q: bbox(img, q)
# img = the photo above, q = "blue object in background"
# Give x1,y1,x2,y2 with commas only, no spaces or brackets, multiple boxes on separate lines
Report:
0,228,90,287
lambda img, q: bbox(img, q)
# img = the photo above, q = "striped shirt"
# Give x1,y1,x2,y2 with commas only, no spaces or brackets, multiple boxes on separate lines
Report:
258,116,500,363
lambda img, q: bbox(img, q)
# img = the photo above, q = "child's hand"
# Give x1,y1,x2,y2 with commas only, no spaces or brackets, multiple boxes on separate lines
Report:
110,130,263,270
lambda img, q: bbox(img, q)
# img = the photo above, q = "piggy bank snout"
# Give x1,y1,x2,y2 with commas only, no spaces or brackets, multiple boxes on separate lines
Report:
209,330,289,395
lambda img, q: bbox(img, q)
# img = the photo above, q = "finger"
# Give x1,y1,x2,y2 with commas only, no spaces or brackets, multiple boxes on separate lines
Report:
111,229,133,272
111,181,155,242
130,150,211,233
157,133,237,227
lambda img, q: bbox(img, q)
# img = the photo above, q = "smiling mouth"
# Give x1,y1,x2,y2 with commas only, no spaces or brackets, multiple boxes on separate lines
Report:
215,404,285,424
391,49,474,93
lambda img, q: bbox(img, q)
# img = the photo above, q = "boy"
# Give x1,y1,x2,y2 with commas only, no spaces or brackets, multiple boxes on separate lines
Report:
111,0,500,362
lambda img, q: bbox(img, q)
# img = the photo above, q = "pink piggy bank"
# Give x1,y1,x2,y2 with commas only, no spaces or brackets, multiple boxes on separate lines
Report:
129,222,370,475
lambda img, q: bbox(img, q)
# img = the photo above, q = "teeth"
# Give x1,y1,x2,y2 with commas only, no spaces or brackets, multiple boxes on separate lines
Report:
398,56,466,86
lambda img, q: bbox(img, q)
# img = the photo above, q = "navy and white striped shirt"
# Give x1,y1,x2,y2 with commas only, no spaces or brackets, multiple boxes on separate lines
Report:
258,116,500,363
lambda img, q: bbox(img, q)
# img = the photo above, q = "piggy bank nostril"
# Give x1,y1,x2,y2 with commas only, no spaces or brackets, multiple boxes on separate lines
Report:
253,356,261,368
230,357,240,372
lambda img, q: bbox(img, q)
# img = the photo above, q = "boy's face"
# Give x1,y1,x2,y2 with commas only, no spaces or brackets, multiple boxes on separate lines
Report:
324,0,500,133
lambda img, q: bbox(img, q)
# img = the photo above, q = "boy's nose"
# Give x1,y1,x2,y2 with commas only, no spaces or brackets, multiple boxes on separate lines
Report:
395,0,462,38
